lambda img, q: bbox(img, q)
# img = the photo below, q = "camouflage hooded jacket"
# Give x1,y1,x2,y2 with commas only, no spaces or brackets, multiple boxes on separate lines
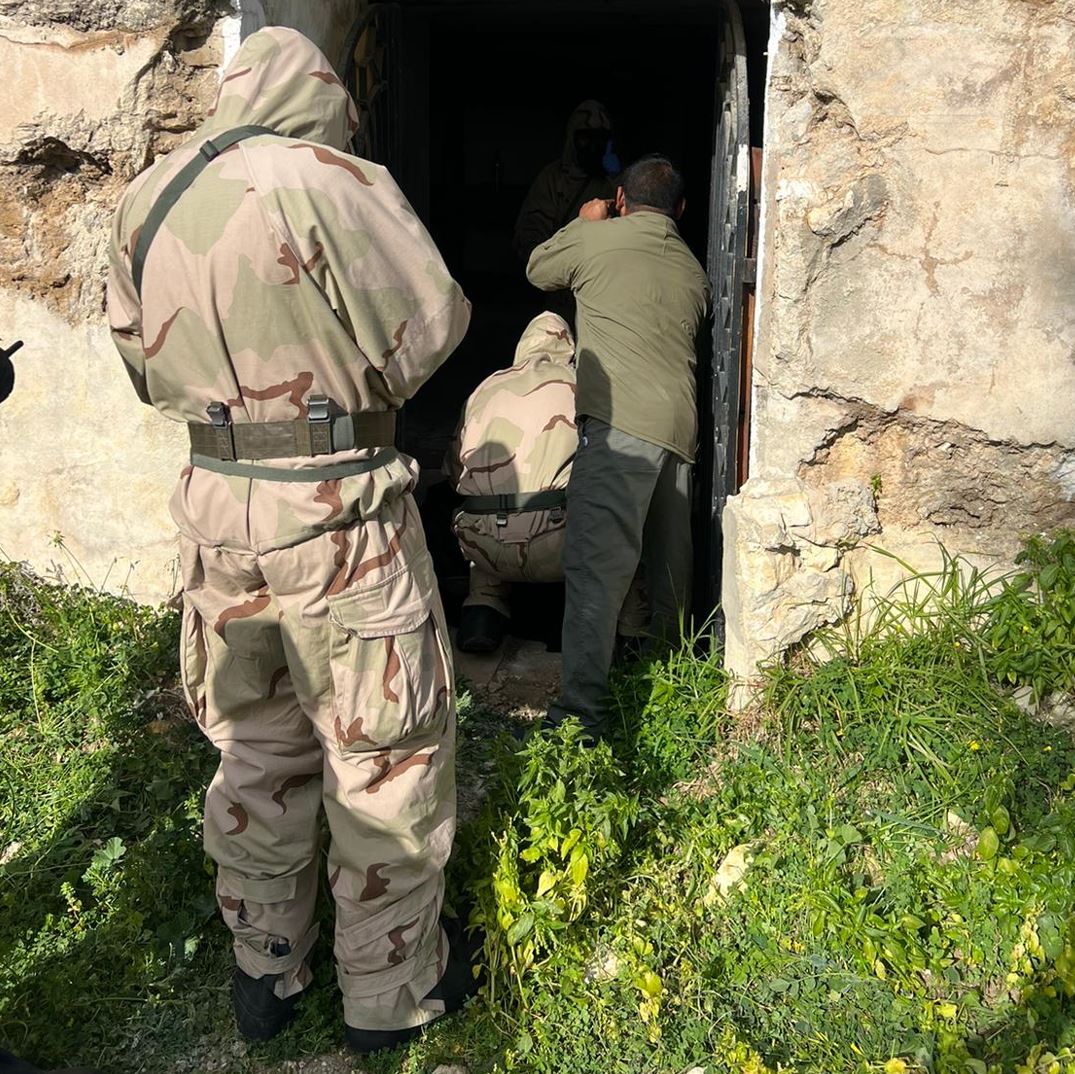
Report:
446,311,576,566
106,27,470,550
447,308,573,486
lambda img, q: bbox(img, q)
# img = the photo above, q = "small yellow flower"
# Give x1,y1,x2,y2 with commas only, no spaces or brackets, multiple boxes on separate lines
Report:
1045,746,1053,752
969,741,981,751
884,1060,908,1074
1023,624,1031,632
936,1001,958,1020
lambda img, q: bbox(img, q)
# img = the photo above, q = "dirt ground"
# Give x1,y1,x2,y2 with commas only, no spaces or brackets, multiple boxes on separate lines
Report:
452,633,561,825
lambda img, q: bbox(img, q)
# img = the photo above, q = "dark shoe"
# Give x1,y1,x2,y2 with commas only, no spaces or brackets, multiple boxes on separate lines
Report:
0,1053,41,1074
456,605,507,654
345,917,485,1055
232,968,301,1042
541,703,606,746
614,633,647,665
426,914,485,1008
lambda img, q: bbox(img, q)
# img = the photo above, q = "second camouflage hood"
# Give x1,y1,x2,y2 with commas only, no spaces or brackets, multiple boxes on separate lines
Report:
561,99,612,173
513,312,575,367
202,27,359,151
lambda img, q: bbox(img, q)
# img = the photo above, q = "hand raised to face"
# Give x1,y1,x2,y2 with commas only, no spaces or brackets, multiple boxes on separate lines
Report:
578,198,613,222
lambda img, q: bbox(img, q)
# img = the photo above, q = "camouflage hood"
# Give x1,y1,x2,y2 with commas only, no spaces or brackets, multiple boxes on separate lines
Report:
561,99,612,173
203,26,359,151
512,311,575,368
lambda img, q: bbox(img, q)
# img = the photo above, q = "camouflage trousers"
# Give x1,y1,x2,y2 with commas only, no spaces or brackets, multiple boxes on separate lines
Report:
455,507,648,633
177,490,455,1032
454,507,565,618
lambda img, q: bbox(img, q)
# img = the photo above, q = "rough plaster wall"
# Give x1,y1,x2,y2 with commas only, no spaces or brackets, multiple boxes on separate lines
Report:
724,0,1075,683
241,0,361,69
0,0,230,600
0,0,362,601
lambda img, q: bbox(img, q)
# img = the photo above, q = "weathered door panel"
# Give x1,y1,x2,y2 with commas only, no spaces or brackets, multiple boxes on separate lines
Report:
341,3,402,168
696,0,750,618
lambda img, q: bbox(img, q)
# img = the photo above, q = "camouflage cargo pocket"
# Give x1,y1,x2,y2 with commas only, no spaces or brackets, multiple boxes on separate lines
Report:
179,598,208,725
326,551,451,752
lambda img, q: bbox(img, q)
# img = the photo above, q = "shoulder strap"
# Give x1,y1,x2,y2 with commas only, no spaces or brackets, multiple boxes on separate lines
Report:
131,125,277,299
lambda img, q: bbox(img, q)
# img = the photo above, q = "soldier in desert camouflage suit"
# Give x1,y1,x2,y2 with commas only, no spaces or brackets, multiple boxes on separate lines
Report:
445,312,646,653
445,312,575,651
107,27,475,1053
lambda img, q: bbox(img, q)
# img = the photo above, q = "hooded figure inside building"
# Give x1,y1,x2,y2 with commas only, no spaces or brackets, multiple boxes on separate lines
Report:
512,99,618,264
106,26,479,1055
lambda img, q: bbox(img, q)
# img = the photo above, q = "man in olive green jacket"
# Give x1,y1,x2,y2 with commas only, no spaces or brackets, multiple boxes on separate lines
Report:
526,155,710,741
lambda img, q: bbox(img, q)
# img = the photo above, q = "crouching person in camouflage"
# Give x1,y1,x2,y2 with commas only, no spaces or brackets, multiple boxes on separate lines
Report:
107,27,477,1054
444,313,577,653
446,312,647,654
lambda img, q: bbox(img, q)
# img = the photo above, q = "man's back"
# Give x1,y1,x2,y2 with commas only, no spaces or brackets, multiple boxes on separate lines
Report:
526,210,709,462
108,43,467,428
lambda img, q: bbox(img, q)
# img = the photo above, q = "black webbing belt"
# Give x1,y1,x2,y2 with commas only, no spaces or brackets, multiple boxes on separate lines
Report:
131,125,277,298
459,489,567,527
188,401,396,461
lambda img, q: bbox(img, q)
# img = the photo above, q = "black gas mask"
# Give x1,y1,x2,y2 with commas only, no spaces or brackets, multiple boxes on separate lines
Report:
573,129,610,178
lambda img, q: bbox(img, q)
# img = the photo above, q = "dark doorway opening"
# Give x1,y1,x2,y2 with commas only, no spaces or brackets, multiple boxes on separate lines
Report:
342,0,766,644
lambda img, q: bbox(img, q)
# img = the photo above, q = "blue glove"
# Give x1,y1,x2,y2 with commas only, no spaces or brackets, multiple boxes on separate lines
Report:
603,141,621,177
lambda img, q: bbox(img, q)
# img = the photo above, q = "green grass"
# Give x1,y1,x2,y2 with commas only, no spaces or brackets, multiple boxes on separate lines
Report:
1,532,1075,1074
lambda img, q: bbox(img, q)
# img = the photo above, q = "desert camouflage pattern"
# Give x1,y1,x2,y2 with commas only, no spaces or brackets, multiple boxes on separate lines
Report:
446,312,576,614
513,100,616,262
107,26,469,1032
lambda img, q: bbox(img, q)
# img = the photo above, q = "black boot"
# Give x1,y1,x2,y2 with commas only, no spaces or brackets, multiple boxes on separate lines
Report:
232,968,302,1042
456,605,507,654
345,917,485,1056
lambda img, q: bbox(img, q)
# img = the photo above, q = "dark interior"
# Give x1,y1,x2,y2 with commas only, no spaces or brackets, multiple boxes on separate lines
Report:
344,0,766,644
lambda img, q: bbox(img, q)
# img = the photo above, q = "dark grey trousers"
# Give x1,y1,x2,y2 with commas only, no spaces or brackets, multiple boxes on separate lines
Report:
549,418,692,735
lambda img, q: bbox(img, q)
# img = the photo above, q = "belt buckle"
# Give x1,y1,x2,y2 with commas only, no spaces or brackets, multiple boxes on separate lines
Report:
307,394,332,455
496,511,508,528
205,401,235,461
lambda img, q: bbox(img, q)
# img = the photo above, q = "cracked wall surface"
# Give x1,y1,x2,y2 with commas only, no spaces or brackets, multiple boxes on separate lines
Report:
0,0,358,600
0,1,230,599
725,0,1075,683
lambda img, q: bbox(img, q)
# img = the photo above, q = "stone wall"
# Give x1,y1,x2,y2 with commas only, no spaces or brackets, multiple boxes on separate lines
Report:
0,0,359,601
0,0,230,601
723,0,1075,683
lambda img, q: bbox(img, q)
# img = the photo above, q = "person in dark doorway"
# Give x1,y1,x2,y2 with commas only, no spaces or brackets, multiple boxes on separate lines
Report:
444,310,651,656
512,100,618,265
526,155,710,742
